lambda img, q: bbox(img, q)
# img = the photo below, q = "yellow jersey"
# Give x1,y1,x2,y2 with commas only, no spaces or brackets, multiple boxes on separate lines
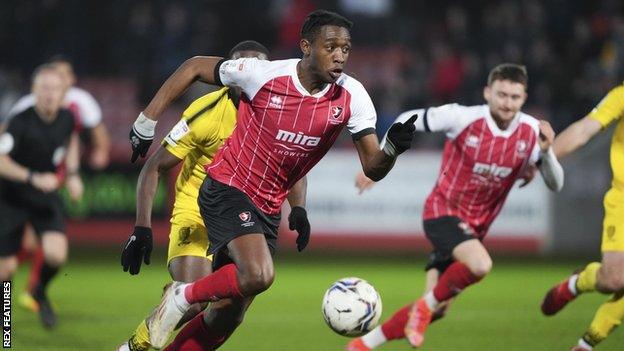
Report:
588,83,624,195
163,88,237,225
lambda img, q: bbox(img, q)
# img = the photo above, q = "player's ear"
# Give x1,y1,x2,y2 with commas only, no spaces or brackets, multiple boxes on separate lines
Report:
300,39,311,57
483,86,490,102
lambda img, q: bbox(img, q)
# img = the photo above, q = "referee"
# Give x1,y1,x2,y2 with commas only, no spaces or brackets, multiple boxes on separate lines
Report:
0,64,83,328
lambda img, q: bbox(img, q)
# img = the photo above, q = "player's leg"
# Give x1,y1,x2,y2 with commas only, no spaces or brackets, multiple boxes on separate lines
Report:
123,220,212,351
348,256,455,351
34,230,67,328
149,234,272,348
0,203,26,281
164,296,255,351
148,177,277,348
405,217,489,347
542,206,624,315
570,290,624,351
570,241,624,349
18,224,44,312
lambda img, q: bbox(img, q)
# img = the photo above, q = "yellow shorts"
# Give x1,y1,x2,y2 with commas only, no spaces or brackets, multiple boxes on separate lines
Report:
167,214,212,265
601,188,624,252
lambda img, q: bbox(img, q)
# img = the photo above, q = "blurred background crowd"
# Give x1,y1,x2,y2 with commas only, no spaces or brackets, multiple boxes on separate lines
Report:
0,0,622,256
1,0,623,152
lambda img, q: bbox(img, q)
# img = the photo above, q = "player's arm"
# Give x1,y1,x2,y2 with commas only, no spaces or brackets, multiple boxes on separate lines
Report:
64,132,84,201
555,86,624,159
287,177,310,252
553,116,603,159
534,121,564,192
122,146,183,275
136,147,182,227
129,56,223,162
88,122,111,170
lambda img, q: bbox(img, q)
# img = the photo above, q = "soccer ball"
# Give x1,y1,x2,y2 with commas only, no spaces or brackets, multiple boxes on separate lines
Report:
321,277,382,337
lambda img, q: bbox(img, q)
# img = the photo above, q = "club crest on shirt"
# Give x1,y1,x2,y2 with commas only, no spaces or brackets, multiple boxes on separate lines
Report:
331,106,343,119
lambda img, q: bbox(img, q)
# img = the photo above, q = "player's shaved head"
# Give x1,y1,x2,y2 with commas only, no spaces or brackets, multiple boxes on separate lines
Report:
48,55,76,89
31,64,65,118
301,10,353,43
230,41,269,60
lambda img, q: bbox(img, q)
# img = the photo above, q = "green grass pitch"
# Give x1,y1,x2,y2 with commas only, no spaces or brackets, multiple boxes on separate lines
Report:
9,252,623,350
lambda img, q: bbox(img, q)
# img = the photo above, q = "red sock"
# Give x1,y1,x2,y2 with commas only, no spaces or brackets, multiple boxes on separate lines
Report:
185,264,243,304
16,248,30,264
28,248,45,292
432,262,482,302
380,304,411,340
164,313,229,351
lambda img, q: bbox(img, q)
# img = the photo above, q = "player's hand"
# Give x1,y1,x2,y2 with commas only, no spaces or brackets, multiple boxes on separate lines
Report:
288,206,311,252
518,164,538,188
89,148,110,170
355,171,376,194
383,114,418,157
121,226,153,275
538,120,555,152
65,174,84,201
30,172,60,192
130,112,157,163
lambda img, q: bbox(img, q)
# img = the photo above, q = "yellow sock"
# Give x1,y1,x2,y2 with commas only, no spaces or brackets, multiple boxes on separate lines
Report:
128,319,151,351
582,292,624,347
576,262,601,294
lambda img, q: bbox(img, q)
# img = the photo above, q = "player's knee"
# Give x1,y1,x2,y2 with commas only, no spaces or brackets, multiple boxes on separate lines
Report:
43,250,67,267
469,257,492,278
0,260,17,280
238,265,274,296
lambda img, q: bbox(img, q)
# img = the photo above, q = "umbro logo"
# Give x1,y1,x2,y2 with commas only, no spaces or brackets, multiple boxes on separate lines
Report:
269,95,283,109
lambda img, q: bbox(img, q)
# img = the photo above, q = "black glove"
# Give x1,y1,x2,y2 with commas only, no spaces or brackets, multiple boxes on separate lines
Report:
384,114,418,157
288,206,311,252
129,128,153,163
121,226,153,275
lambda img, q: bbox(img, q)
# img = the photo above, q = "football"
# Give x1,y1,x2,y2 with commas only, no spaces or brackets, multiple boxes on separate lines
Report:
321,277,382,337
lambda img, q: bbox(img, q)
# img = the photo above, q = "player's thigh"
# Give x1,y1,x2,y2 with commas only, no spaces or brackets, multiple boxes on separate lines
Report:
198,177,275,277
600,199,624,252
0,202,28,261
21,224,38,251
0,256,18,280
40,231,68,266
227,234,274,278
167,217,212,280
599,251,624,290
452,240,492,277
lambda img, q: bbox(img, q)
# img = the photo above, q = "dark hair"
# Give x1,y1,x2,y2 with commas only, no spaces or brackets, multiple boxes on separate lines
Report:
229,40,270,59
487,63,528,87
300,9,353,42
31,63,59,83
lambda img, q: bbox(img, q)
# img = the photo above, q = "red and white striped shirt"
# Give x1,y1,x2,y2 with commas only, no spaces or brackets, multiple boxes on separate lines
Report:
207,58,377,214
396,104,541,237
